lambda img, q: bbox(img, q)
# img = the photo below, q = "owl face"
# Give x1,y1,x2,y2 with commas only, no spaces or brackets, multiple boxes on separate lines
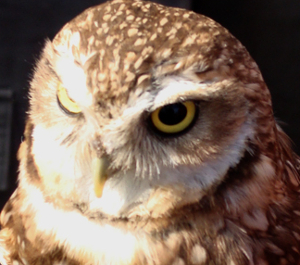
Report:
22,0,274,219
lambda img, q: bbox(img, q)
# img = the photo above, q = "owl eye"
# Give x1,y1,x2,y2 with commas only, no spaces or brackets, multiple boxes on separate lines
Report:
57,83,81,115
150,101,196,134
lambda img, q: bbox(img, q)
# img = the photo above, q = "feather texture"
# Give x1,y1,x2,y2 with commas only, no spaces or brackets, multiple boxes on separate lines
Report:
1,0,300,264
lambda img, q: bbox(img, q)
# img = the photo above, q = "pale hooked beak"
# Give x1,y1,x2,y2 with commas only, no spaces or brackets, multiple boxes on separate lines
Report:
92,156,110,198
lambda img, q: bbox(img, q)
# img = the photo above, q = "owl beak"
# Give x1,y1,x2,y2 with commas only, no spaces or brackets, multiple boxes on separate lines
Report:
92,156,109,198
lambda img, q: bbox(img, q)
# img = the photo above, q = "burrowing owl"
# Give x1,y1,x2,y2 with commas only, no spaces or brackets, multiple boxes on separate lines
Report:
1,0,300,264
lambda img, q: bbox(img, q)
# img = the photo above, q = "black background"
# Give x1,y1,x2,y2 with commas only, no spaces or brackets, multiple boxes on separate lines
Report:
1,0,300,209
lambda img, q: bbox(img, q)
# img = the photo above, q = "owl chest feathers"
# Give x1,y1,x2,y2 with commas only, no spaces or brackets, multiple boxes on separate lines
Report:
2,152,300,265
0,183,272,265
0,177,300,265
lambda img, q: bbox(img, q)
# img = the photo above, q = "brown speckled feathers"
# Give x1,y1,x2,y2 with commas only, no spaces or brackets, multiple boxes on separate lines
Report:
1,0,300,264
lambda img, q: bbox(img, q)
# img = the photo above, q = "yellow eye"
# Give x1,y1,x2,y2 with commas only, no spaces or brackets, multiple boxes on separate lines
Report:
57,83,81,115
151,101,196,134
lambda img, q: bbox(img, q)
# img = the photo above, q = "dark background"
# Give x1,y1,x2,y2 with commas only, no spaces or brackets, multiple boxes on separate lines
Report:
1,0,300,209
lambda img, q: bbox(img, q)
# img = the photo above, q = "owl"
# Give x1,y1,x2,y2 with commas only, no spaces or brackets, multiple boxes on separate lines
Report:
1,0,300,264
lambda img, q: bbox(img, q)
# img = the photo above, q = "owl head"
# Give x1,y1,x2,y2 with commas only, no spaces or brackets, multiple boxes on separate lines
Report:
18,0,286,221
3,1,300,265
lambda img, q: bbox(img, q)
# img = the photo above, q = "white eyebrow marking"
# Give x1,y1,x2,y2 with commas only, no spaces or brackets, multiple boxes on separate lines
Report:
151,77,207,111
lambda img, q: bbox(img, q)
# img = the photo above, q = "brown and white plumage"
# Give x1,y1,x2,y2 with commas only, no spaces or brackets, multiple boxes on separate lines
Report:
1,0,300,264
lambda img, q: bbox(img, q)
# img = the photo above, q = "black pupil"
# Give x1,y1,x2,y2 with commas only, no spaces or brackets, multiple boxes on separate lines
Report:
158,103,187,125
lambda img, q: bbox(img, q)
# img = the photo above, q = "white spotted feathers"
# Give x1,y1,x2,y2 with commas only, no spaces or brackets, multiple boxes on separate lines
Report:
1,0,300,264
